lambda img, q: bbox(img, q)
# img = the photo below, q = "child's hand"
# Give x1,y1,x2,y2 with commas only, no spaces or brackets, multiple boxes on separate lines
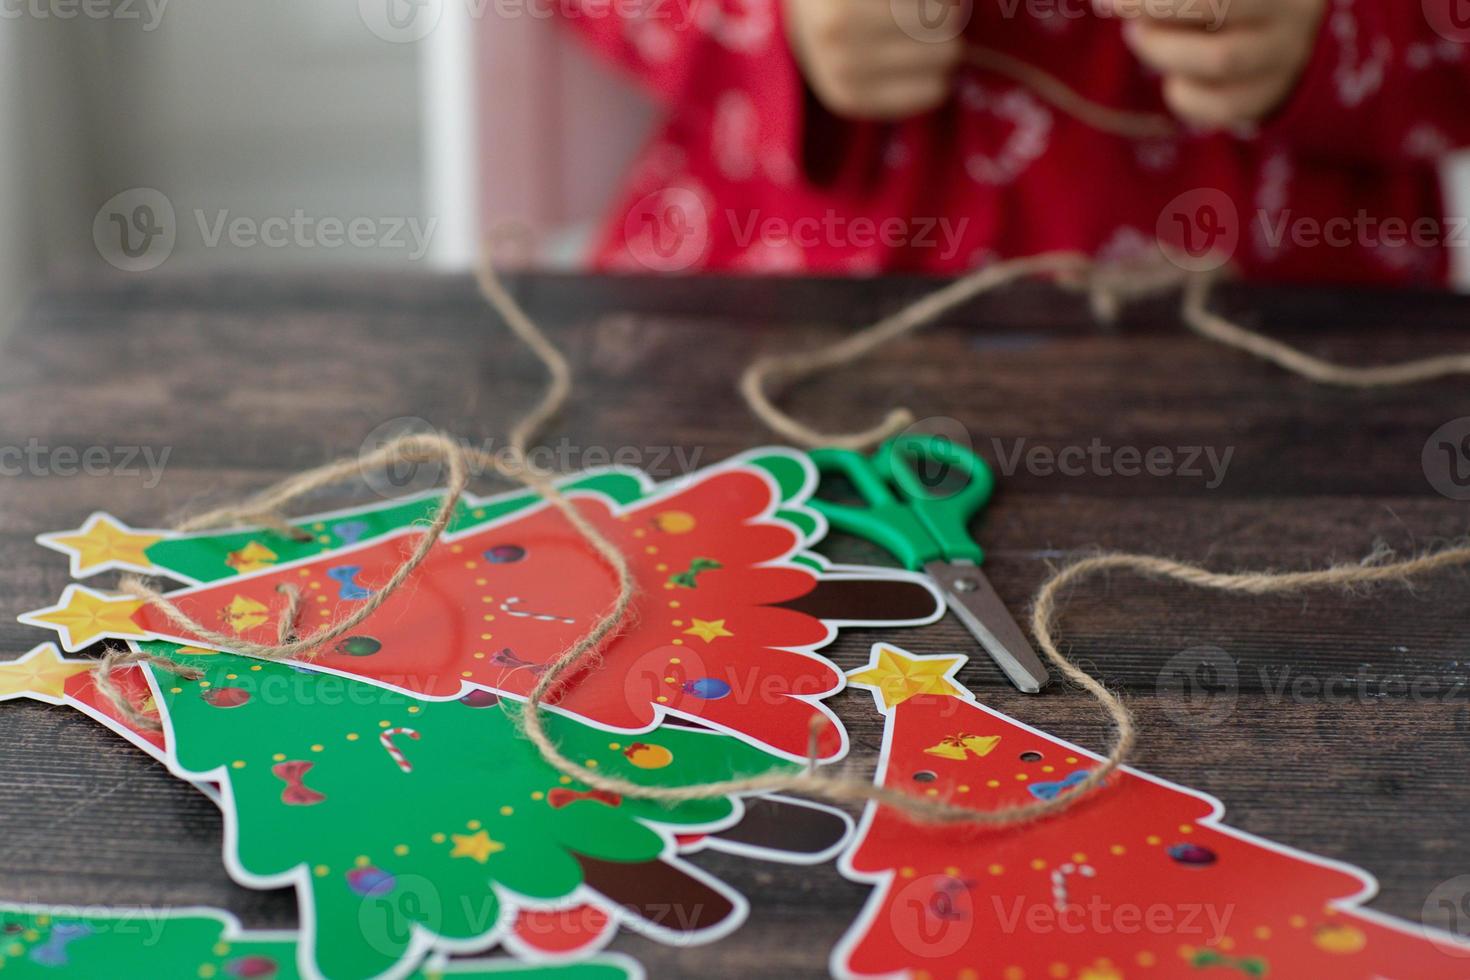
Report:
1109,0,1326,129
783,0,966,120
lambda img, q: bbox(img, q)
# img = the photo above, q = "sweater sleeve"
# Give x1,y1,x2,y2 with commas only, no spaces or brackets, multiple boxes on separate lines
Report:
1263,0,1470,165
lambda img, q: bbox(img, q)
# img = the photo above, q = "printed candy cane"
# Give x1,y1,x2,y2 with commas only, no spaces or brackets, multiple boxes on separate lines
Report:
500,596,575,625
1050,861,1095,911
380,727,420,773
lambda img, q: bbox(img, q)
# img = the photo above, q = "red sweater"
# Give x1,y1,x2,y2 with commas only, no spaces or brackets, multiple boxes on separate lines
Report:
560,0,1468,285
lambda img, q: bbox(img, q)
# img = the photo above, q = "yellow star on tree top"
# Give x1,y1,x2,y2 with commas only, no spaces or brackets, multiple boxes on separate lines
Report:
0,645,94,703
37,513,161,578
449,829,505,863
18,585,147,652
846,644,970,711
682,618,734,644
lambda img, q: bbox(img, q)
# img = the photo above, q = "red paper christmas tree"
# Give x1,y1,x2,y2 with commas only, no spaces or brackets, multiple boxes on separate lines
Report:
24,463,941,760
834,644,1470,979
0,644,166,756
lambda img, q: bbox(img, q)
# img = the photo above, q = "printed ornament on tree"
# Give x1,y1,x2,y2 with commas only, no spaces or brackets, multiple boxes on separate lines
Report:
25,450,943,761
140,643,824,980
833,643,1470,979
0,903,639,980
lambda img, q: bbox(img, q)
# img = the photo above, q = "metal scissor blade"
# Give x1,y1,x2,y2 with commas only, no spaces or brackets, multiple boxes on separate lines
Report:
924,560,1050,694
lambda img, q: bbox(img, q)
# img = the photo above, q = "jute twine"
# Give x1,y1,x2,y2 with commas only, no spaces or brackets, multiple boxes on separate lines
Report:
87,253,1470,828
967,45,1177,141
742,252,1470,451
88,55,1470,827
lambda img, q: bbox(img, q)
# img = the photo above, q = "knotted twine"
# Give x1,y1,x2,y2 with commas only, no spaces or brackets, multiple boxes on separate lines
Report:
92,54,1470,828
89,252,1470,829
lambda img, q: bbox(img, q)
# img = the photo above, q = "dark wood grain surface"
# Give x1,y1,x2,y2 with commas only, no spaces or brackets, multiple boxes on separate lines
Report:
1,270,1468,976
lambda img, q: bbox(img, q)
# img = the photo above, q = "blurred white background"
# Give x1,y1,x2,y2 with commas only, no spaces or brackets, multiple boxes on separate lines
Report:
0,0,653,332
1,2,1467,335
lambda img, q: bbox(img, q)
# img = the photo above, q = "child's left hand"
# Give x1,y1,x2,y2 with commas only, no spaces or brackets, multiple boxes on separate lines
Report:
1106,0,1327,129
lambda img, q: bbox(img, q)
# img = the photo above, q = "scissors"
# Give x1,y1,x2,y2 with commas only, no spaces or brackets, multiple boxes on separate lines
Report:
809,434,1050,694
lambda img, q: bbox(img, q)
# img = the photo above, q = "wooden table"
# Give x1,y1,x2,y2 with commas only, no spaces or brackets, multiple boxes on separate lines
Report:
1,271,1467,976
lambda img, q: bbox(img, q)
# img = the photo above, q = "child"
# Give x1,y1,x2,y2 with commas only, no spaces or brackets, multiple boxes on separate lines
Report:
558,0,1468,285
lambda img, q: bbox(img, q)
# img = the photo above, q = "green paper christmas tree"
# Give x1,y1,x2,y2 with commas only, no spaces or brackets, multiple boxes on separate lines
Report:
145,643,797,980
0,903,636,980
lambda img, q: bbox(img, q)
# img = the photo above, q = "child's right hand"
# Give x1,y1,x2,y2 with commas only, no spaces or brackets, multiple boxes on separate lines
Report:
783,0,966,120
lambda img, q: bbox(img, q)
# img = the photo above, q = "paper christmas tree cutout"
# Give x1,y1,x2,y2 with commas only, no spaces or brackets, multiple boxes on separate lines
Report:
25,451,942,761
0,903,639,980
0,644,176,759
0,646,853,967
833,643,1470,979
141,643,807,980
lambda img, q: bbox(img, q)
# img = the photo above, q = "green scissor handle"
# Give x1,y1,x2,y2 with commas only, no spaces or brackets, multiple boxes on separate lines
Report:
808,447,937,570
808,435,995,570
874,433,993,564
